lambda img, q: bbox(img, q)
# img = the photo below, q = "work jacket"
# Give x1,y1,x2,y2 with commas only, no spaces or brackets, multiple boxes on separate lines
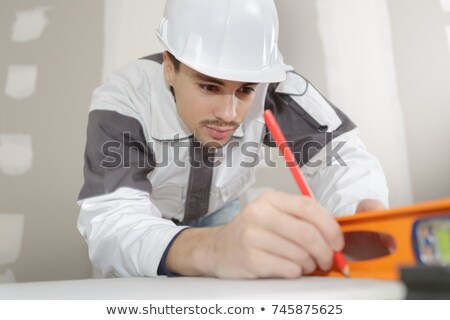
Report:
77,53,388,277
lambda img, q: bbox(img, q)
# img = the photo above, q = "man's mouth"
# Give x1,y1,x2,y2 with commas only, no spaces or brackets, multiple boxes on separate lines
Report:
203,125,236,140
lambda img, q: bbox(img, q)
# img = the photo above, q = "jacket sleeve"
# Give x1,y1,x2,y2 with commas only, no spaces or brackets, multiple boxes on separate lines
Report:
77,69,187,277
264,71,389,216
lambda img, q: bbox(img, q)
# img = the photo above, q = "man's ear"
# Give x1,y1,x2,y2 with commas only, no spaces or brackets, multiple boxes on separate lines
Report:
163,51,175,86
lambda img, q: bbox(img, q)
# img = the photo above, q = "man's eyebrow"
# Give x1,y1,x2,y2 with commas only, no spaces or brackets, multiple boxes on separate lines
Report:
192,72,257,87
241,82,258,87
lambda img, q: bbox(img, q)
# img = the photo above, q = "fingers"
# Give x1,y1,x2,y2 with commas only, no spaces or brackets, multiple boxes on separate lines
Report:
251,191,344,252
244,226,318,274
210,190,344,279
241,205,334,271
211,224,305,279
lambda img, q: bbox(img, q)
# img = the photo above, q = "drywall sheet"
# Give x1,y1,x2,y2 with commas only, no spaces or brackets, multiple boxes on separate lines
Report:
315,0,414,207
102,0,165,79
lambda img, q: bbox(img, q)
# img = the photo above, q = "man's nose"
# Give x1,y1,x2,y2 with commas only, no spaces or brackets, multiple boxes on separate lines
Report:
213,94,238,123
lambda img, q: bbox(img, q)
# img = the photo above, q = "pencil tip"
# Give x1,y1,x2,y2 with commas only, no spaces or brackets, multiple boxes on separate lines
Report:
343,265,350,278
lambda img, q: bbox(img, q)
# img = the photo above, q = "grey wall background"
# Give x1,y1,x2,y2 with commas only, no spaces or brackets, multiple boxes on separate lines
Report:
0,1,103,282
0,0,449,282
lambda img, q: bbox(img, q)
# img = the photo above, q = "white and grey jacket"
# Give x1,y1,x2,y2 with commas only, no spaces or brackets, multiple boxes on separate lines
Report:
77,53,389,277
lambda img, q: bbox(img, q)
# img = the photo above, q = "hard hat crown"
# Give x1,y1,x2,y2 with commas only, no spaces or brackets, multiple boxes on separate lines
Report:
156,0,286,83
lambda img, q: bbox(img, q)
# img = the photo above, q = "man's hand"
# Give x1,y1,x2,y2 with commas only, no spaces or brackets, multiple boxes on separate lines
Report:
165,190,344,279
355,199,387,213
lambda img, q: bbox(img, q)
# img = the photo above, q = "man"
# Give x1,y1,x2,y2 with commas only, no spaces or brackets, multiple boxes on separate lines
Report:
78,0,388,279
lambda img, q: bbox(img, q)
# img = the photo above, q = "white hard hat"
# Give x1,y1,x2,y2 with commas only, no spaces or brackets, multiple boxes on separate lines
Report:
156,0,286,83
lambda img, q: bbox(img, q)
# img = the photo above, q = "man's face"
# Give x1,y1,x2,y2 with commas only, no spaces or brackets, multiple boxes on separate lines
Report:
163,53,259,148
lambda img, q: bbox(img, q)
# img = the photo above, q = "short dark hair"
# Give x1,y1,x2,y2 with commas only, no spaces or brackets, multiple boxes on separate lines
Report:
166,51,180,72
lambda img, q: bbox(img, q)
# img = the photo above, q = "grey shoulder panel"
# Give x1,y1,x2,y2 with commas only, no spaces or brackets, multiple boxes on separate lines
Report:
78,110,155,200
263,72,356,166
140,53,164,64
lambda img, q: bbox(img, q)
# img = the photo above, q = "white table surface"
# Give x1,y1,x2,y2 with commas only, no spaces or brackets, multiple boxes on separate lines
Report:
0,276,406,300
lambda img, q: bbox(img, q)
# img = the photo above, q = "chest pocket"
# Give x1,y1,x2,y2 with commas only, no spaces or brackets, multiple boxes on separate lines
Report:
209,168,256,212
150,184,184,218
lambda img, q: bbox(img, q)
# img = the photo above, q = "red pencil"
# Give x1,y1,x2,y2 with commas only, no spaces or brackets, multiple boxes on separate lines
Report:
263,109,350,278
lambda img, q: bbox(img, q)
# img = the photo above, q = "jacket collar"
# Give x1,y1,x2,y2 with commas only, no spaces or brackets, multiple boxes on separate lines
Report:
150,64,244,141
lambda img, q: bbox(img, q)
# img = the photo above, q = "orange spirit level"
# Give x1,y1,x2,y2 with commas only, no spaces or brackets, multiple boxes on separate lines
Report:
313,198,450,280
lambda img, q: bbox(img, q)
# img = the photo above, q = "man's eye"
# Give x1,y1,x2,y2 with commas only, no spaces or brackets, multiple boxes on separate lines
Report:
200,84,218,92
239,87,255,94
